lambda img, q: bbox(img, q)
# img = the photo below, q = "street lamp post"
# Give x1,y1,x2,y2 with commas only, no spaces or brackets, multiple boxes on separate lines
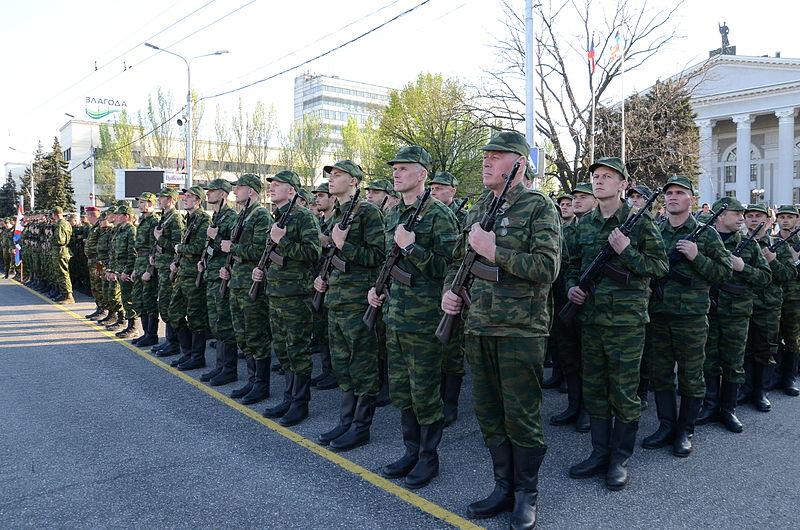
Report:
144,43,228,189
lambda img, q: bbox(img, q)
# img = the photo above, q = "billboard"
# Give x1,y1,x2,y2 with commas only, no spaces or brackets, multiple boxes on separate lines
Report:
84,96,128,122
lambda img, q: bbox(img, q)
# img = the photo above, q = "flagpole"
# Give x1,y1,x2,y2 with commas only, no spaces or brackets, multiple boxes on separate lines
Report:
588,33,596,165
620,32,626,164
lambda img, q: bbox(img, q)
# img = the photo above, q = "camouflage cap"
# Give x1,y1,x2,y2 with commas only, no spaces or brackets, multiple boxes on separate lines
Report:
712,196,744,213
313,181,330,195
182,185,205,200
267,170,302,190
235,173,262,193
555,192,573,202
138,191,157,203
387,145,433,173
324,160,365,181
298,188,315,205
98,210,108,220
481,130,530,158
116,204,135,216
364,178,394,193
776,204,800,216
663,176,694,195
572,182,595,196
589,157,630,180
627,184,654,199
52,206,63,215
202,178,232,193
745,202,769,215
158,187,179,200
429,171,459,188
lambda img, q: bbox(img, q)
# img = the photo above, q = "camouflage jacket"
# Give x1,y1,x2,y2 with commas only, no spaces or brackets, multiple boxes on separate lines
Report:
207,205,238,272
710,230,772,317
110,223,136,275
266,203,321,298
324,198,385,310
230,204,273,290
84,222,103,261
649,214,732,316
133,213,160,274
780,233,800,302
51,219,72,254
385,195,459,334
753,235,796,311
566,200,668,327
447,183,561,338
448,199,467,228
174,208,211,279
95,226,112,266
154,208,185,270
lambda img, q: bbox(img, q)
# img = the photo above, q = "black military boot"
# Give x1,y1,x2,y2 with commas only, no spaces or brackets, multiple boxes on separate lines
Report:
311,345,337,390
97,310,115,324
230,355,256,399
404,419,443,489
509,444,546,530
318,390,357,446
638,378,650,411
116,318,138,339
106,312,126,331
673,396,702,457
263,372,294,418
719,380,744,433
152,321,172,352
550,373,581,426
752,363,772,412
210,342,239,386
330,394,377,451
466,441,514,519
575,404,590,433
442,373,463,427
200,340,225,382
178,331,208,371
642,390,676,449
155,323,181,357
738,360,754,404
279,373,311,427
542,362,563,390
606,419,638,491
170,328,193,367
89,308,108,322
780,351,799,397
137,313,160,348
85,305,103,320
569,417,611,479
381,408,421,479
241,358,271,405
696,375,721,425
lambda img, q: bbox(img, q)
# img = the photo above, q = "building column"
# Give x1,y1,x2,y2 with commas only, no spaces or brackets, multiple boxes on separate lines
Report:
732,114,754,203
775,108,796,206
696,119,716,204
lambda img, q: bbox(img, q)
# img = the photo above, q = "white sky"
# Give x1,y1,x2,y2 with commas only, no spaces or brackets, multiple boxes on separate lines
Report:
1,0,797,170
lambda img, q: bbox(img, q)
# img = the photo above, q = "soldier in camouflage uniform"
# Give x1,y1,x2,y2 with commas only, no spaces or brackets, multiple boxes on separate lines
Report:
367,145,458,490
82,207,106,319
130,193,161,347
314,160,385,451
775,205,800,396
151,188,185,358
221,174,273,401
696,197,771,433
566,157,667,491
1,217,13,278
167,186,211,371
642,176,731,458
197,178,239,386
50,207,75,304
739,203,797,411
110,205,138,338
259,170,321,427
101,211,124,328
94,213,116,323
441,132,560,527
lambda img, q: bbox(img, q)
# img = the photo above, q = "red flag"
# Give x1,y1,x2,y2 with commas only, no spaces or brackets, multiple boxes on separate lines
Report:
587,37,596,75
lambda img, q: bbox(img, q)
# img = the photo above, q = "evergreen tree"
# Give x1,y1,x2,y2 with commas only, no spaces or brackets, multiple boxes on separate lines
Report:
36,137,75,211
0,171,18,217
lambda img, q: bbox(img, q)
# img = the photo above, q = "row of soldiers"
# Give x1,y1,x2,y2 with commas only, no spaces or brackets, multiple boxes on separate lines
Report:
8,130,799,530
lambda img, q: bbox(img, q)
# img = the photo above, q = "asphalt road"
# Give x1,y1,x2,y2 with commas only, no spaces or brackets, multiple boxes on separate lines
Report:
1,278,798,529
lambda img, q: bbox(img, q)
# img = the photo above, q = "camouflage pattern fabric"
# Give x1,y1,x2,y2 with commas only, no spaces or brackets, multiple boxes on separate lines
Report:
155,209,185,324
111,222,136,318
131,213,160,316
387,330,443,426
168,209,210,333
51,218,73,295
205,206,238,344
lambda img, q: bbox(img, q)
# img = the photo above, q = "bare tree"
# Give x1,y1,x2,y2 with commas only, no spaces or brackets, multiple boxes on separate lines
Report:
250,101,278,178
279,115,330,187
211,105,231,178
138,87,177,169
231,96,251,174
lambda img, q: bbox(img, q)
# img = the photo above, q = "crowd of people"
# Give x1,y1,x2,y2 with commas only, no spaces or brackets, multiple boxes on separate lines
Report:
2,130,798,530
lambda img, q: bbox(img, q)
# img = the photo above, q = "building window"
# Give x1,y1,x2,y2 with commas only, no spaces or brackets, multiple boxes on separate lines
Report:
63,148,71,161
794,187,800,204
724,166,736,183
750,164,758,182
725,190,736,198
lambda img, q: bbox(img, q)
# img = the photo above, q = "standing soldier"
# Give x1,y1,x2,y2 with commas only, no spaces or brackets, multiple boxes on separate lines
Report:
566,157,667,490
775,205,800,396
83,207,105,319
310,181,338,391
50,207,75,304
2,217,14,278
102,210,125,329
556,192,575,224
368,145,459,489
441,132,561,527
221,174,273,399
642,176,731,458
697,197,771,432
365,179,393,211
110,205,139,338
198,179,239,386
151,188,185,358
131,193,161,347
94,213,115,324
314,160,385,450
167,186,211,370
259,171,322,426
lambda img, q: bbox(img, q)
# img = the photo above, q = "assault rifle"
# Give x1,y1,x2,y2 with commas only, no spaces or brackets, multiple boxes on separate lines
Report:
453,194,472,217
768,225,800,253
145,213,168,279
218,197,251,298
713,222,764,299
195,207,222,288
249,194,300,301
169,212,201,283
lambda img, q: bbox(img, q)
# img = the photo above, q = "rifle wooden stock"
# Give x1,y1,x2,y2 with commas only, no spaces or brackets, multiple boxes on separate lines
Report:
219,197,251,298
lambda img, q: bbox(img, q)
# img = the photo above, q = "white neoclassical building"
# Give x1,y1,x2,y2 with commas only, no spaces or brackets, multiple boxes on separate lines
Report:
681,54,800,206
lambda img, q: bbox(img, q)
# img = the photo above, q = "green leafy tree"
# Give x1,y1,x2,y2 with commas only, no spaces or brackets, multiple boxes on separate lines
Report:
36,137,75,211
0,171,18,217
96,110,138,205
335,116,383,179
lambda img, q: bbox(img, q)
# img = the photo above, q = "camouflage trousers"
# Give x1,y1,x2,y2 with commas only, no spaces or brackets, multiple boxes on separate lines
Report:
54,247,72,295
554,320,582,376
704,312,749,384
441,320,465,376
746,309,780,367
131,274,159,316
206,278,236,344
156,267,174,323
269,295,313,377
386,329,443,426
119,278,136,319
88,262,104,307
229,286,271,360
645,315,708,398
328,307,379,397
102,277,121,314
582,324,644,423
168,275,208,333
467,334,545,449
314,306,328,349
780,300,800,353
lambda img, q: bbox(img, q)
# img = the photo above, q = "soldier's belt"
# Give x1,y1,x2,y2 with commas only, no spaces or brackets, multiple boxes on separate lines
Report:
331,255,348,273
718,282,746,295
390,265,413,286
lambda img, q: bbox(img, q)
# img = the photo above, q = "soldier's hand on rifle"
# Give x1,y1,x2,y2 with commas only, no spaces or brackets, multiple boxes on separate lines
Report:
270,224,287,244
314,276,328,293
331,224,349,250
676,240,698,261
153,226,162,239
762,246,776,263
468,223,496,262
149,255,155,266
568,286,587,305
731,255,745,272
608,228,630,255
252,267,265,282
169,262,177,273
221,240,232,253
219,267,230,280
121,273,131,282
197,260,205,272
141,271,152,282
109,272,117,282
394,225,415,248
206,226,219,239
367,287,386,308
441,290,463,315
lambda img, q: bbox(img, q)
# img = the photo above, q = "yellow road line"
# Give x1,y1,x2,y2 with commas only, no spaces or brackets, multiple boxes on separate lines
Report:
9,280,483,530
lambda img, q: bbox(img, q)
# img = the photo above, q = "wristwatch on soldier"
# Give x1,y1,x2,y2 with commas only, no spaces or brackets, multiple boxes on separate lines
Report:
400,243,415,257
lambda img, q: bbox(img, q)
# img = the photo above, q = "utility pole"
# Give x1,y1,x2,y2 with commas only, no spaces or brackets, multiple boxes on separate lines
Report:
524,0,540,186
